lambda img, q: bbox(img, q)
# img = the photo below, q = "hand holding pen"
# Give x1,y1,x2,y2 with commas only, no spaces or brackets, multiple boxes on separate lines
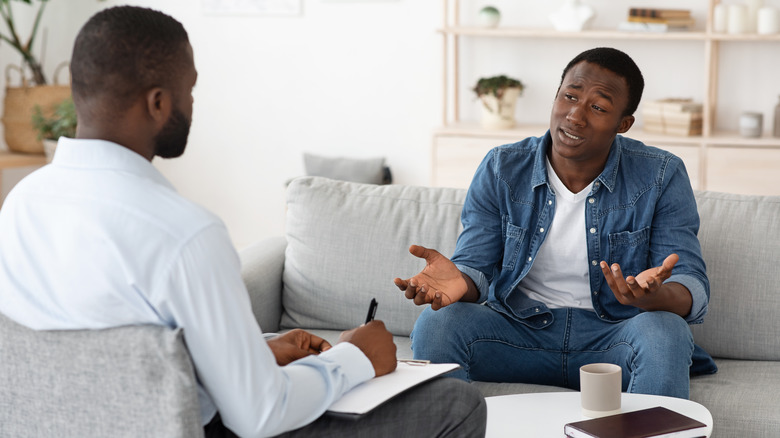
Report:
338,298,397,376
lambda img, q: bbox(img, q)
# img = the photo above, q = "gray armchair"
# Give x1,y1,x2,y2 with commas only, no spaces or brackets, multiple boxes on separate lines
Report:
0,313,203,438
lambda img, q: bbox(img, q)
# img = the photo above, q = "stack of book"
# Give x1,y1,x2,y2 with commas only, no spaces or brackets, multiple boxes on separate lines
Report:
642,98,703,136
618,8,695,32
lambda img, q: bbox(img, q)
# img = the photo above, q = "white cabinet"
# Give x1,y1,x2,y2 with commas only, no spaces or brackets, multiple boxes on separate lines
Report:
433,0,780,194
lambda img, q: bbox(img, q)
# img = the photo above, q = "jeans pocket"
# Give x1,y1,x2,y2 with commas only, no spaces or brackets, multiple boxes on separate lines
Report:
608,227,650,276
502,222,527,270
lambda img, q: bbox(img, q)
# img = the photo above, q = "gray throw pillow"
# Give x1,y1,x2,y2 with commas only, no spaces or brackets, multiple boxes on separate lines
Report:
303,152,386,185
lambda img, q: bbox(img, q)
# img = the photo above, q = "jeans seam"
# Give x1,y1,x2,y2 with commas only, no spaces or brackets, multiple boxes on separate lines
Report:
467,339,563,353
562,309,573,387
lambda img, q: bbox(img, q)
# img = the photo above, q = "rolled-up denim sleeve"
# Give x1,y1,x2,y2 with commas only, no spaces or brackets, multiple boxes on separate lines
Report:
455,263,489,304
666,273,708,323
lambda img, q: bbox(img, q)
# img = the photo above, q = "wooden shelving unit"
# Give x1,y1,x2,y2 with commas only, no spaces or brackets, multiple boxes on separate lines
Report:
433,0,780,195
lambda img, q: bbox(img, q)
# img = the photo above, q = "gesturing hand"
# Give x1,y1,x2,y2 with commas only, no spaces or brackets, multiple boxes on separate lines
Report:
600,253,679,310
393,244,468,310
267,329,332,366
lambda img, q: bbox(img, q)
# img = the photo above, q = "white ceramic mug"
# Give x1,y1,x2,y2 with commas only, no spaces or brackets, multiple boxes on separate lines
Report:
580,363,622,418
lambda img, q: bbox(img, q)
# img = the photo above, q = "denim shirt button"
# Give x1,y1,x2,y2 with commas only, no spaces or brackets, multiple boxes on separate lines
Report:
589,227,596,234
539,227,545,233
591,260,598,266
593,290,598,295
534,308,540,313
548,200,553,205
588,198,595,204
543,320,548,324
528,257,532,262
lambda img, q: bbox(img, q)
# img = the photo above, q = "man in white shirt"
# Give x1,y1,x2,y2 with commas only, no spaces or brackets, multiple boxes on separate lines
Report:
0,6,486,437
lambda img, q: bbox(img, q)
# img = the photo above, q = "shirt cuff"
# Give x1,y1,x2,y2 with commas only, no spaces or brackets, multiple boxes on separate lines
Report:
317,342,375,391
667,273,708,323
455,264,489,304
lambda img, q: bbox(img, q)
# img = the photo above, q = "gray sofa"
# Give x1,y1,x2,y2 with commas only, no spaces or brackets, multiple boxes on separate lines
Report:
241,176,780,438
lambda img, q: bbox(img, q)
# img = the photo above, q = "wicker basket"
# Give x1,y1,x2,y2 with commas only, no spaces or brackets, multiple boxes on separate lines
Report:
2,65,71,154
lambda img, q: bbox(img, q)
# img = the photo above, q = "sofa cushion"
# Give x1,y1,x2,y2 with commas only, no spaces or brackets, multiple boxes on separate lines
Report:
303,153,387,185
690,359,780,436
0,313,203,438
282,176,466,336
691,191,780,360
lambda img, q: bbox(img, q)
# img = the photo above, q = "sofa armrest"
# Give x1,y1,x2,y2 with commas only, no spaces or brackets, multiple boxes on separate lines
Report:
239,236,287,333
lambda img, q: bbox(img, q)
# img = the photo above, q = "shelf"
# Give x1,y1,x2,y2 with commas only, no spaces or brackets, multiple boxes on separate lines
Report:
708,33,780,41
706,132,780,148
439,26,780,42
439,26,708,41
437,123,780,148
0,151,47,168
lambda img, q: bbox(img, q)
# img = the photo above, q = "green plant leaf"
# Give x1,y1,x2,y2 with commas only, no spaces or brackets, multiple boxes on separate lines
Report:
473,75,524,99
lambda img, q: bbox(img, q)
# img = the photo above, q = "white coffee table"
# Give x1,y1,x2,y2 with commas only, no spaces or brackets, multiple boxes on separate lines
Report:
485,392,713,437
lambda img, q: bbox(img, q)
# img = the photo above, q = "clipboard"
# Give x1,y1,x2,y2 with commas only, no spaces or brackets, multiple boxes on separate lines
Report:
326,361,460,419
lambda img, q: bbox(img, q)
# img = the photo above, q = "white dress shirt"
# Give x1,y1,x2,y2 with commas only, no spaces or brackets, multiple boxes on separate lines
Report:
0,138,374,438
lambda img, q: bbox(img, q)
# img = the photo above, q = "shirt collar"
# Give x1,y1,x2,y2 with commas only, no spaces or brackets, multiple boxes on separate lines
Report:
52,137,176,191
532,130,623,193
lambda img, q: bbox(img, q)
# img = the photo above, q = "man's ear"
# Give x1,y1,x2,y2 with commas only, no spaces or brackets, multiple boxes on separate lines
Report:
144,87,172,127
617,115,635,134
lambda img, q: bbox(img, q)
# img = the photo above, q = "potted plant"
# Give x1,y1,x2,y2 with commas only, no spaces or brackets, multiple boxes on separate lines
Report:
473,75,524,130
0,0,98,154
31,95,74,161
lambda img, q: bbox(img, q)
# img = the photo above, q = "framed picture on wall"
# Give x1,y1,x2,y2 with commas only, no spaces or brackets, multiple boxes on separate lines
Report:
201,0,301,16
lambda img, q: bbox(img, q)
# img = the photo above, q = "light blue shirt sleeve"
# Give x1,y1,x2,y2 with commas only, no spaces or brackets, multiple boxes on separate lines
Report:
152,224,375,438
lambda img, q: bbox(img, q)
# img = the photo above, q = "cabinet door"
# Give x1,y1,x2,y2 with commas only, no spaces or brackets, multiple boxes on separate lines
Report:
706,148,780,196
433,135,510,189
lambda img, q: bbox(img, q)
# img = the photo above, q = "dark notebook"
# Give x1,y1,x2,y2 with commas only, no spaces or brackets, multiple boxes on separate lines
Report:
564,406,708,438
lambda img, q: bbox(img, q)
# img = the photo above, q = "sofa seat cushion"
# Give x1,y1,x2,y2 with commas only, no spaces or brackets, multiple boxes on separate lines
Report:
690,358,780,437
282,177,466,336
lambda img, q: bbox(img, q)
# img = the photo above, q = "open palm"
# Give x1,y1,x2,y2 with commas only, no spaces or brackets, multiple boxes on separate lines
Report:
393,245,468,310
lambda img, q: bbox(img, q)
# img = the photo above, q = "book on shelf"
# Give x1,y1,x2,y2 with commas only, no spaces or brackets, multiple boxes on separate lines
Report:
644,98,703,114
629,8,692,19
627,16,695,28
564,406,708,438
642,98,703,136
643,123,702,136
643,111,703,124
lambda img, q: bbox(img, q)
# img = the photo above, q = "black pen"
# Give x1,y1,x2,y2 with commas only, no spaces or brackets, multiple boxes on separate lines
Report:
365,298,378,324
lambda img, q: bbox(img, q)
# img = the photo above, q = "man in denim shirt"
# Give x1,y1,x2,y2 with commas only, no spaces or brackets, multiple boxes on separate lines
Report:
394,47,715,398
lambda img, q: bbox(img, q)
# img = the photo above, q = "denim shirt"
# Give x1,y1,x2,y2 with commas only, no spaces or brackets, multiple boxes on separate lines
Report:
452,131,709,329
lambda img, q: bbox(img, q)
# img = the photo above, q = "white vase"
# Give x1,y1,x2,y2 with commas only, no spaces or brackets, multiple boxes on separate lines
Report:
549,0,596,32
479,88,521,130
478,6,501,28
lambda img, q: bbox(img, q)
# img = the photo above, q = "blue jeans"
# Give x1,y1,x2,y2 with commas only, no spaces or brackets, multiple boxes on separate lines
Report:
411,303,694,399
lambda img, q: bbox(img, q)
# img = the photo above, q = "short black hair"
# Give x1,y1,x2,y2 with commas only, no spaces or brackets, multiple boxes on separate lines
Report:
559,47,644,117
71,6,189,113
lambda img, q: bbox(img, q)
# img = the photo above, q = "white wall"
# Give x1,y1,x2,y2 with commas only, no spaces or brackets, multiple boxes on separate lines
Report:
2,0,779,249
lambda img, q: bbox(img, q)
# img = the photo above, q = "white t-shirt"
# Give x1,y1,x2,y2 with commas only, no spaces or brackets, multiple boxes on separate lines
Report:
518,158,594,310
0,138,374,438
